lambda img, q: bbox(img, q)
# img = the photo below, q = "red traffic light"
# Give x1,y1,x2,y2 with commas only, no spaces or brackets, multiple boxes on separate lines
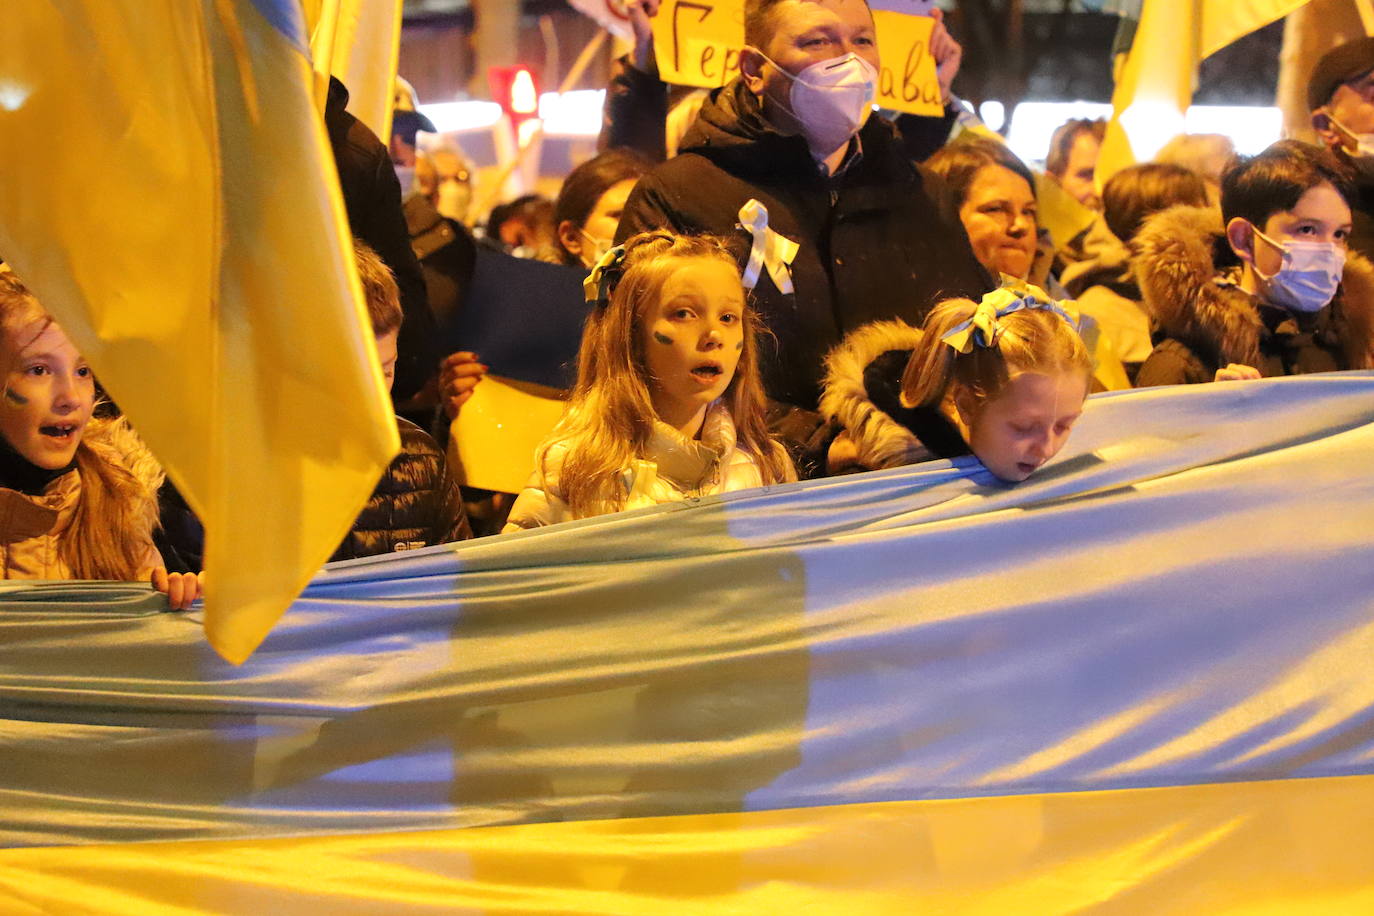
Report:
489,67,540,123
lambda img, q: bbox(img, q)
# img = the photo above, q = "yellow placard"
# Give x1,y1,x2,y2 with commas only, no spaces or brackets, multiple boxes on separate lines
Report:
651,0,745,87
448,375,567,495
650,0,942,116
871,9,942,117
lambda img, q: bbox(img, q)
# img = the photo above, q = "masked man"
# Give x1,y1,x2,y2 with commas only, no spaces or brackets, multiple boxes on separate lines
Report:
1310,36,1374,262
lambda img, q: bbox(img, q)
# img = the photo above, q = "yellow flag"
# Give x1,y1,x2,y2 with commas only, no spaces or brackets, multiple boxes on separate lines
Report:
305,0,404,139
0,0,398,663
1098,0,1313,184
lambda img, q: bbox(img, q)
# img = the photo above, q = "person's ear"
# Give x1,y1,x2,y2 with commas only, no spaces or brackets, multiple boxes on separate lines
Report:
557,219,582,260
739,46,769,95
1226,217,1256,265
950,384,977,437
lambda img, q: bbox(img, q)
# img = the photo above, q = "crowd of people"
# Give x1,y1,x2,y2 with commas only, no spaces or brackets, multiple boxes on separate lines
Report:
1,0,1372,605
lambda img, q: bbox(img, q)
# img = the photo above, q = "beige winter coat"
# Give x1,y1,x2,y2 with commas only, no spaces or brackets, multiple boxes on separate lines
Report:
503,402,776,531
0,419,163,580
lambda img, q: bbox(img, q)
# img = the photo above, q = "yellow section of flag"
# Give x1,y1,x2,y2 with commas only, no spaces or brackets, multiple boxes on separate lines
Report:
1098,0,1313,184
0,0,398,663
3,774,1373,912
305,0,404,139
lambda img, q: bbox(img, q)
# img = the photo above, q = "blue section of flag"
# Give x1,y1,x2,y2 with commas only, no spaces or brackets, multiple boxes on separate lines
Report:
248,0,309,54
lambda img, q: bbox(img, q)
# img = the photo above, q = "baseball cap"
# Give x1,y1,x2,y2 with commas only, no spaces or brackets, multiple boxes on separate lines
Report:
1308,36,1374,111
393,76,437,137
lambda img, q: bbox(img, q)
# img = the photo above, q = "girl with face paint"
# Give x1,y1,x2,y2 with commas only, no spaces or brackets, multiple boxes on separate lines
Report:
0,274,202,608
504,232,795,531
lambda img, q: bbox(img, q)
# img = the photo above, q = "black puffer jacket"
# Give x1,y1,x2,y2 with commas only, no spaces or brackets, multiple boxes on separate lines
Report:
325,77,439,402
331,418,472,562
616,79,991,412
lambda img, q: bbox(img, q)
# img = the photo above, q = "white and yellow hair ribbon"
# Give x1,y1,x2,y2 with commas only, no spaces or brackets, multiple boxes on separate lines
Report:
738,199,799,294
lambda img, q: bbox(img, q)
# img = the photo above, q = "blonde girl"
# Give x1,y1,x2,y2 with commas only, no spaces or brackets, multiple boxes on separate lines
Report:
0,273,200,607
504,231,795,529
821,285,1093,482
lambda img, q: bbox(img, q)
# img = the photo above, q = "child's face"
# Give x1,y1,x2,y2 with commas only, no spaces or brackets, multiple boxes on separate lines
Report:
374,328,399,393
640,258,745,427
1248,182,1352,278
961,369,1088,482
0,320,95,469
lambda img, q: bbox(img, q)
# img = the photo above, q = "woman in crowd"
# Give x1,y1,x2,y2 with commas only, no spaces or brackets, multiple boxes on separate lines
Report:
924,136,1049,287
504,231,795,530
820,286,1092,482
0,274,200,607
553,149,653,269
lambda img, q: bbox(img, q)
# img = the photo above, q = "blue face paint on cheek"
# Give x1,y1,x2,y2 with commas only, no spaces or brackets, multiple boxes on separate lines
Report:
653,331,674,346
3,389,28,407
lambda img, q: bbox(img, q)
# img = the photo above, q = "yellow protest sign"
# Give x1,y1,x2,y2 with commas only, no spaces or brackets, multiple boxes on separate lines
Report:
652,0,745,88
650,0,942,116
871,6,942,117
449,376,567,495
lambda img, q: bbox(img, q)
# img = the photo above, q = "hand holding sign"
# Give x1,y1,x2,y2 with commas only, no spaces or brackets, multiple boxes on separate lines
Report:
650,0,943,117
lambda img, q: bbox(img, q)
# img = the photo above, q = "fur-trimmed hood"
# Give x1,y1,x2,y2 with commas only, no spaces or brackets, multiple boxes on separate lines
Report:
0,415,163,580
819,320,940,471
84,415,164,534
1132,205,1374,370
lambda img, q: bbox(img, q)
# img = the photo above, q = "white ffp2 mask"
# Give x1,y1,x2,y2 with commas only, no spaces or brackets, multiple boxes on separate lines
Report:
762,52,877,157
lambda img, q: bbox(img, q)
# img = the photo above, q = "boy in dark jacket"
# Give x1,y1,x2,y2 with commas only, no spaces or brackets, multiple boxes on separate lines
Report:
333,242,471,561
1132,140,1374,387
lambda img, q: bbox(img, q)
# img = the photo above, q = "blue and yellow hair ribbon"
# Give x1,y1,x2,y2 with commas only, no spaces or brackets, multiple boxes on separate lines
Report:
941,281,1080,354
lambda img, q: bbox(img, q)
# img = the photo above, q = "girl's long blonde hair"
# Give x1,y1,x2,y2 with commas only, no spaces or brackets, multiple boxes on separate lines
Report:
0,273,157,580
900,296,1092,414
548,231,793,518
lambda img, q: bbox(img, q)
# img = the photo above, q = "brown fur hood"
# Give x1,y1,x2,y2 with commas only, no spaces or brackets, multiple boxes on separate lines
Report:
819,320,937,470
82,415,165,540
1131,205,1374,370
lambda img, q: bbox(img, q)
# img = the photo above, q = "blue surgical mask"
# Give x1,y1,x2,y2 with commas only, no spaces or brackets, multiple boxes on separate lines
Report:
1251,226,1345,314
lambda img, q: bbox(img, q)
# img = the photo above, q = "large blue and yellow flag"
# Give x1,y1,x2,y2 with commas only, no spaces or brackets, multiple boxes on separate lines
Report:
0,2,398,663
2,376,1374,911
1098,0,1314,182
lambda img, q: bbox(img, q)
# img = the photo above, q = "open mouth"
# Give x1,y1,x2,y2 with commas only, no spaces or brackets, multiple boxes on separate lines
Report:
690,363,724,383
1016,461,1040,475
39,423,80,441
